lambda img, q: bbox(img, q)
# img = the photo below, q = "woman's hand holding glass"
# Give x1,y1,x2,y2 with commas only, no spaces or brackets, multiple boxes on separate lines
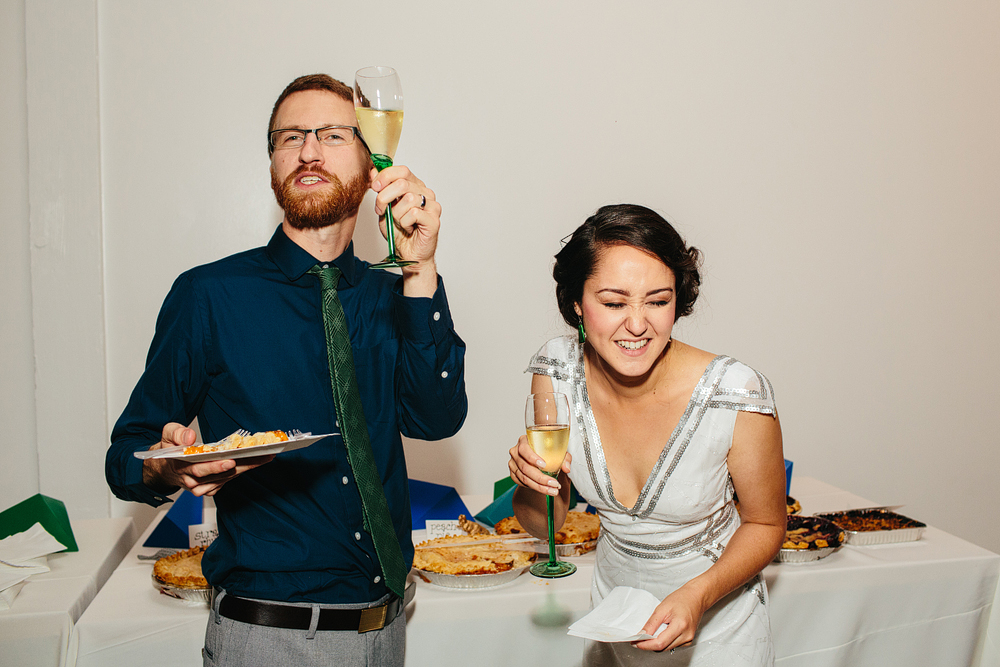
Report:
508,436,572,496
518,392,577,578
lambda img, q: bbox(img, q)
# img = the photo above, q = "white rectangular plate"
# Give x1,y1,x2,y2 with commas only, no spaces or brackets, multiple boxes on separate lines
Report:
133,433,335,463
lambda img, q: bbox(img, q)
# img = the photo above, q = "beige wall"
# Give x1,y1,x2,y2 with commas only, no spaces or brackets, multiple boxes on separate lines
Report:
3,0,999,553
1,0,37,505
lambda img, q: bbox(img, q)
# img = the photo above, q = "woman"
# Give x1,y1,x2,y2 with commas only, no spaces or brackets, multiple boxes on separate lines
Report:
509,204,786,665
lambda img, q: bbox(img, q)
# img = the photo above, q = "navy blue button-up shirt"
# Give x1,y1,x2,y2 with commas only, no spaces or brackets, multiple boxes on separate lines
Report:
107,225,467,604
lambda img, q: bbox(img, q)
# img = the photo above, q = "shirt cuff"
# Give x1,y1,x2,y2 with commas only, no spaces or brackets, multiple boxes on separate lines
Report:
392,276,455,344
123,452,176,506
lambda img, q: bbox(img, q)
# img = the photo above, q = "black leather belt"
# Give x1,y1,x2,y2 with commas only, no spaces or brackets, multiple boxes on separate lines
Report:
217,592,402,634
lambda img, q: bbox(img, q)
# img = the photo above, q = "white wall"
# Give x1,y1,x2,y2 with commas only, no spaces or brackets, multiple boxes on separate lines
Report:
4,0,999,553
1,0,38,505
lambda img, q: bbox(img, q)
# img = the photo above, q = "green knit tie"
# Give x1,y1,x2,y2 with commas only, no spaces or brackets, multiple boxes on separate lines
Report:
308,264,407,598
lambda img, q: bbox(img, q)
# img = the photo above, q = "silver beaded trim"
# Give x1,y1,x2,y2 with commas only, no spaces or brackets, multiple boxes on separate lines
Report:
602,502,737,561
748,575,766,607
525,337,776,520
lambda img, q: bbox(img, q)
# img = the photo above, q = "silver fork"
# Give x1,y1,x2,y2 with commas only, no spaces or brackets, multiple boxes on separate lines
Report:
136,548,181,561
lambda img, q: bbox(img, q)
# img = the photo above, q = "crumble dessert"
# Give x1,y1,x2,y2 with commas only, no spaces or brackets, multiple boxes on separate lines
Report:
183,430,288,455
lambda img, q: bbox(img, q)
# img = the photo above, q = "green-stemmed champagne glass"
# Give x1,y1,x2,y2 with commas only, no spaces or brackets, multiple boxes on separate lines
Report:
354,66,415,269
525,392,577,578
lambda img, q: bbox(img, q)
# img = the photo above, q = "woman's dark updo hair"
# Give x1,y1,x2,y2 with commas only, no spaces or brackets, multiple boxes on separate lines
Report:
553,204,702,327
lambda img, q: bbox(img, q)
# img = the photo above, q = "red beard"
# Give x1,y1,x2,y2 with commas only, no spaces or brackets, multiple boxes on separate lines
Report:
271,165,370,230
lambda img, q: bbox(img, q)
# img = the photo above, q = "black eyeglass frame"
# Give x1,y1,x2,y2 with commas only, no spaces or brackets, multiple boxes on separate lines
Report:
268,125,371,156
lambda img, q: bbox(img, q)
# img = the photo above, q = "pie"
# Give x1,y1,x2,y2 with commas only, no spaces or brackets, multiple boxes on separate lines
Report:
412,534,533,575
818,509,924,533
183,430,288,455
494,510,600,547
782,515,844,550
153,546,209,588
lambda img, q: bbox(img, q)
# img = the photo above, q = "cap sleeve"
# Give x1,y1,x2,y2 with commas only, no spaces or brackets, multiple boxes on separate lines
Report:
524,335,583,384
708,358,777,416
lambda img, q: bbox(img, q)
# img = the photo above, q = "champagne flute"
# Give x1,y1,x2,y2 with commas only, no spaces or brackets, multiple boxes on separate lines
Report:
525,392,577,578
353,66,415,269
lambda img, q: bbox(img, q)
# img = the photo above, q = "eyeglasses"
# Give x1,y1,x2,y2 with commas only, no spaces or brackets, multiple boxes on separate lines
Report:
268,125,370,153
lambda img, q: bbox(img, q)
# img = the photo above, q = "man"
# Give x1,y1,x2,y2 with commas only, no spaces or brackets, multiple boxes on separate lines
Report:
106,74,467,666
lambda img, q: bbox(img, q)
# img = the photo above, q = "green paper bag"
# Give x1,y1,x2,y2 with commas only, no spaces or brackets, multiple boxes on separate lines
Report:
476,477,580,527
0,493,78,552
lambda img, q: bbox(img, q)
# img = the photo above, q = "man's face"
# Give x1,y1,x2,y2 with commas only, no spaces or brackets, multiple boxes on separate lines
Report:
269,90,371,230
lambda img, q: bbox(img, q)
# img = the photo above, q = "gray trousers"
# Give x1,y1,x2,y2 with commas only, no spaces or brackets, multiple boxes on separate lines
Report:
203,590,406,667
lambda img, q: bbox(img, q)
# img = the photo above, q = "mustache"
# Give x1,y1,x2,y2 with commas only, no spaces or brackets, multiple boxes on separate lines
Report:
284,164,338,187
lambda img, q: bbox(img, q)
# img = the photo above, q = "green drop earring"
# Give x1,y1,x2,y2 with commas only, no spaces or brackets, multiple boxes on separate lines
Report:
577,321,586,345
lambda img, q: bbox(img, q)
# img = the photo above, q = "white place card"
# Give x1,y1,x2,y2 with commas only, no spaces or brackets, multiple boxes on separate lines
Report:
424,520,463,540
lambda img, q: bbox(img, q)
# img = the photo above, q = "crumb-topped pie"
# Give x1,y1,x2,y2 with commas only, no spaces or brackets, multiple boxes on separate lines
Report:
153,546,209,589
494,510,600,547
412,534,533,575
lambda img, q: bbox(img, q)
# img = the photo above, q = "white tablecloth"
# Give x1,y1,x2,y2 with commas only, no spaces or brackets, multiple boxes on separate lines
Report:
766,478,999,667
69,479,999,667
0,517,135,667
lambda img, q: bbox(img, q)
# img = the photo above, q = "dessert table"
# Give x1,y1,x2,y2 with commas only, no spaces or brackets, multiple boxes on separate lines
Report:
0,517,135,667
67,478,999,667
762,478,997,666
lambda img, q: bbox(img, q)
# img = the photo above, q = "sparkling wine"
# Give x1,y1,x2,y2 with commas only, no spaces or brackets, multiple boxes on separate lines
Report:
355,108,404,159
526,425,570,474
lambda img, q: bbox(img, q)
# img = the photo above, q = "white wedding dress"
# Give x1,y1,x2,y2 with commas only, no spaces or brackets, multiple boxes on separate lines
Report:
527,336,777,666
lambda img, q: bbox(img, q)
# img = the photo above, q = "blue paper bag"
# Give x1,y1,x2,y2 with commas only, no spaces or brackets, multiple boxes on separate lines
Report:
408,479,471,530
143,491,204,548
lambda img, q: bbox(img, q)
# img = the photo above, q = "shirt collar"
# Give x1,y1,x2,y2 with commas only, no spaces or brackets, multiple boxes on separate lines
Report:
265,225,360,287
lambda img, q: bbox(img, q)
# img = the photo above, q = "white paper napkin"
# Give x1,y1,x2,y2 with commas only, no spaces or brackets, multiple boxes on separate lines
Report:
0,523,68,608
567,586,668,642
0,522,66,562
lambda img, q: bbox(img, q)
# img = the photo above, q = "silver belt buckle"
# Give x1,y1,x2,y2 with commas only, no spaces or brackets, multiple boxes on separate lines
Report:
357,604,387,633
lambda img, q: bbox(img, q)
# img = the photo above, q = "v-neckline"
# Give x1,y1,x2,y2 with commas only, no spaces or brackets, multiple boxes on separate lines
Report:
580,349,725,515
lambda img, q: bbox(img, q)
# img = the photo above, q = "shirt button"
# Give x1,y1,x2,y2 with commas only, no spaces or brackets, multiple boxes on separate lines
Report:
335,420,339,427
355,532,361,541
342,476,349,485
433,311,441,321
374,576,381,584
441,371,449,379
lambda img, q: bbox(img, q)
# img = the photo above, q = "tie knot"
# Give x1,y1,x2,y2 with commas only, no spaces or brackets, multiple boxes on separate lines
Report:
308,264,343,291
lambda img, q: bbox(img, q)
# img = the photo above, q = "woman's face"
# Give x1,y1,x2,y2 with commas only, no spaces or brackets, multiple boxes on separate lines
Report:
575,244,677,380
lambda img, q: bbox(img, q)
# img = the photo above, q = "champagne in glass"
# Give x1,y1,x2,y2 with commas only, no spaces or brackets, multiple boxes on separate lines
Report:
353,66,415,269
355,108,404,160
526,424,570,474
525,392,577,579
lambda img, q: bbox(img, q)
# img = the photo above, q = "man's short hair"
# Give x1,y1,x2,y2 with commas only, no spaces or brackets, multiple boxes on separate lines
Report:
267,74,354,155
